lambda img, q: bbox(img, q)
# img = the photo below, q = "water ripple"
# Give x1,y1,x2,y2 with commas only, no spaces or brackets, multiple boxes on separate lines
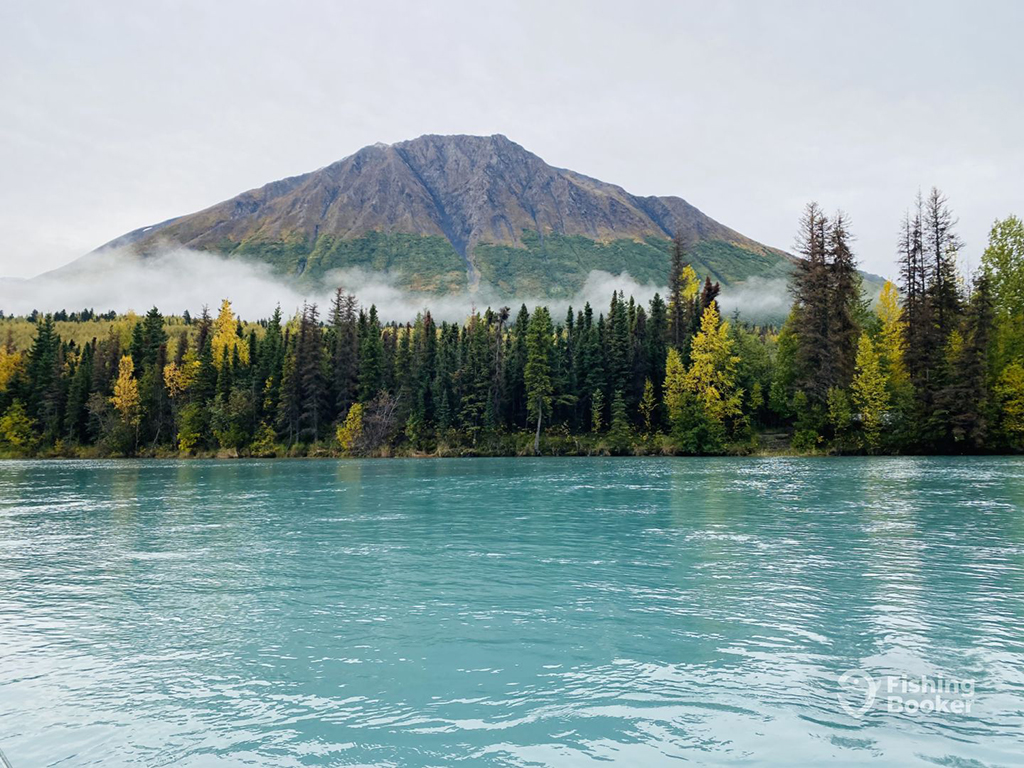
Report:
1,457,1023,766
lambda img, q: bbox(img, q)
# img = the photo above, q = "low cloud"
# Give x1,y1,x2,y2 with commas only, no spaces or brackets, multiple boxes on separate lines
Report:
1,247,790,324
717,277,793,323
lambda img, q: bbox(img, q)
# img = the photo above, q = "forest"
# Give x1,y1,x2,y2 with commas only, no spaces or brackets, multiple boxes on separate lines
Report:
1,191,1022,458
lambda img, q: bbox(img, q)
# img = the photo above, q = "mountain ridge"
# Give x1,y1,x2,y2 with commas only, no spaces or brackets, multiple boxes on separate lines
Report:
85,134,798,297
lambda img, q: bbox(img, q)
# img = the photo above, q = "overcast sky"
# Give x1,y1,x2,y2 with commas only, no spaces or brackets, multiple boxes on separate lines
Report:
1,0,1021,280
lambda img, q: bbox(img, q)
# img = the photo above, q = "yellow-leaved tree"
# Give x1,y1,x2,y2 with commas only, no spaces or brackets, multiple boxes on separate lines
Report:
111,355,141,428
336,403,364,454
995,362,1024,447
163,349,201,398
212,299,249,369
0,400,35,452
663,347,687,430
683,304,742,425
680,264,700,302
851,334,889,452
875,280,908,395
0,344,23,393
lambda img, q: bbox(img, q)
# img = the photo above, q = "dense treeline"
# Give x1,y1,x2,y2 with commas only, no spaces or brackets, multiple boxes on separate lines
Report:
1,194,1022,458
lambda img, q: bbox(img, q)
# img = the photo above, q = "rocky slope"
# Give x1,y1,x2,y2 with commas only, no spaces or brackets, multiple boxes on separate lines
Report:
90,134,795,297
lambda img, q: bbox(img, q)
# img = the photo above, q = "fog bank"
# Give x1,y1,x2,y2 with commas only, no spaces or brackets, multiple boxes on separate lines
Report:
1,248,792,323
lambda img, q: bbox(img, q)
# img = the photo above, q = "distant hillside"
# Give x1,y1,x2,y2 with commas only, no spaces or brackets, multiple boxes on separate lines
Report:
85,134,801,298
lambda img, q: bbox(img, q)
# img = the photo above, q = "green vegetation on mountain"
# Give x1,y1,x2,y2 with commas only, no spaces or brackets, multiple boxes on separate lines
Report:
226,232,467,292
475,232,795,297
80,134,800,298
208,229,795,298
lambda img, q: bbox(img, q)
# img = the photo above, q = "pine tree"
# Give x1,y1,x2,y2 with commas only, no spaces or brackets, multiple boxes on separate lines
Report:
23,314,60,432
945,272,994,448
507,305,530,427
65,341,94,442
257,306,285,421
590,388,605,433
605,292,629,400
358,306,384,402
668,233,687,351
329,289,360,421
646,293,668,400
458,312,492,439
276,340,300,445
138,307,167,372
578,303,606,429
525,306,554,453
488,307,508,429
827,386,853,452
296,303,327,441
639,378,656,435
608,390,632,454
433,322,458,434
924,187,964,338
791,202,833,403
827,212,861,388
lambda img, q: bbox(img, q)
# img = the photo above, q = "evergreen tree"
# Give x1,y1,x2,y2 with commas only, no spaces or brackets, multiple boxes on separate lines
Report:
827,212,861,388
608,390,632,454
507,305,530,427
524,306,554,453
329,289,360,422
646,293,668,400
296,303,327,441
65,341,94,442
458,312,492,439
923,187,964,337
590,388,605,433
276,337,301,445
358,306,384,402
791,202,833,403
638,378,656,435
257,306,285,422
607,291,631,400
945,272,995,448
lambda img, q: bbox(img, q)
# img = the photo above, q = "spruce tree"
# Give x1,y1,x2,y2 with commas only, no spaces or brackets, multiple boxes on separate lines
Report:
945,272,995,448
791,202,833,404
296,303,327,441
358,306,384,402
924,187,964,338
524,306,554,453
507,305,530,427
827,212,861,389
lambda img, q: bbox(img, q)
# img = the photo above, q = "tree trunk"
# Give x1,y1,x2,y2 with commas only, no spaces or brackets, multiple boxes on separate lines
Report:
533,399,542,455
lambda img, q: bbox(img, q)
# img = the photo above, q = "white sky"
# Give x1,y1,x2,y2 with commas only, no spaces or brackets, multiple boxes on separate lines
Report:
1,0,1021,280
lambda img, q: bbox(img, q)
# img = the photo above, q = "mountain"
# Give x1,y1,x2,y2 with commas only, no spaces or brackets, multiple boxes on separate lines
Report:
90,134,796,298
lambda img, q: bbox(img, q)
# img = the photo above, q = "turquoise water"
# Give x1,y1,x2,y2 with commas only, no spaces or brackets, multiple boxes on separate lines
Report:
1,458,1023,766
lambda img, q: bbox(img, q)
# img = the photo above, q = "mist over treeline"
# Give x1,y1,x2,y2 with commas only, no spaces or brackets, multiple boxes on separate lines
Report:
0,247,793,325
1,196,1021,459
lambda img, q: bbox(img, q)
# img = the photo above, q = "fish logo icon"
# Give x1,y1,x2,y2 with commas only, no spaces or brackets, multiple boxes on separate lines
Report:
838,669,878,718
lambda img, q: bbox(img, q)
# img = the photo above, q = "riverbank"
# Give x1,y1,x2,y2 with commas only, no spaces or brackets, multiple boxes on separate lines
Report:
3,430,1017,460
